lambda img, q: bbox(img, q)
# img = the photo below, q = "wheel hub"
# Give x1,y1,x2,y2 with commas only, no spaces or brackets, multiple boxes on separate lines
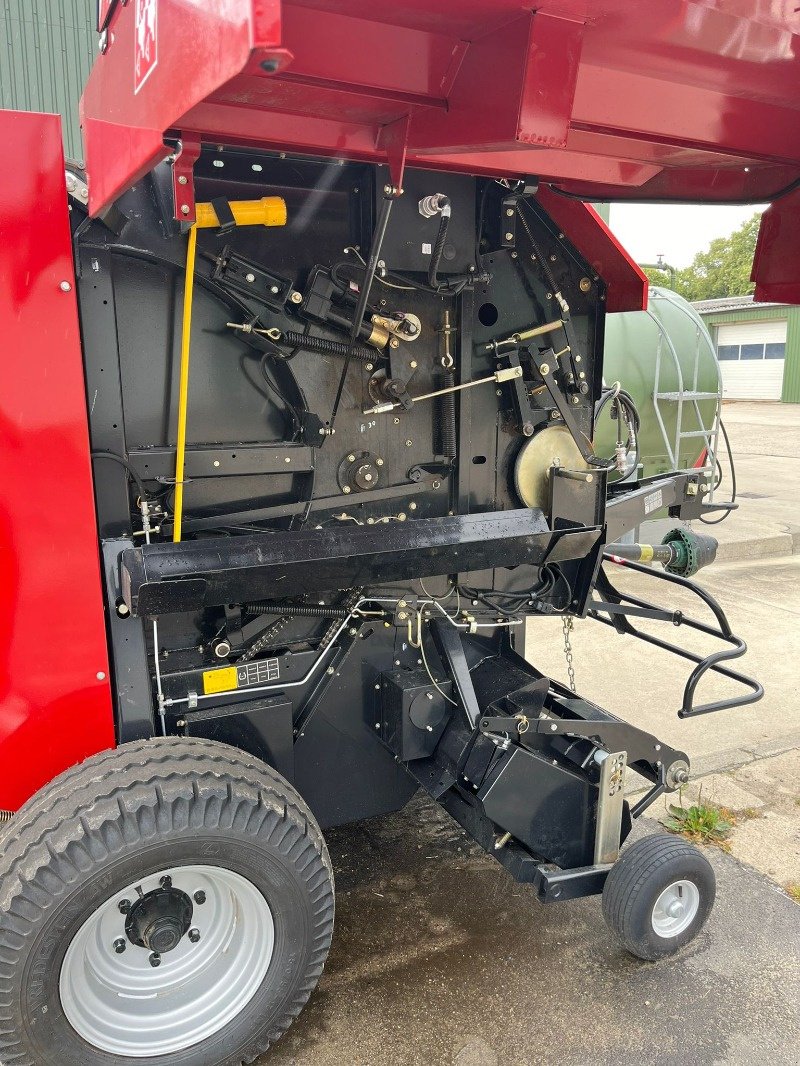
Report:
125,882,193,953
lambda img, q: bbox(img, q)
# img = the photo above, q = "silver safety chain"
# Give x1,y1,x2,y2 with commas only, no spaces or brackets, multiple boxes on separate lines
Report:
562,616,576,692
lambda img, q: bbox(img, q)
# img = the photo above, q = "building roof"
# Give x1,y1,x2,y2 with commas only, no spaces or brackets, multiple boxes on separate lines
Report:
691,295,789,315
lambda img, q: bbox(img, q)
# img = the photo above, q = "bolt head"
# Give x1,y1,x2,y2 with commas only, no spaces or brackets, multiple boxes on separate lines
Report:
188,928,201,944
347,453,356,462
504,232,514,241
180,205,190,216
160,875,172,889
245,273,256,283
118,899,131,914
113,938,126,954
60,281,72,292
405,439,413,447
342,485,351,494
393,417,401,425
376,457,384,466
193,889,207,906
149,953,161,967
177,175,188,186
365,362,374,371
290,291,303,304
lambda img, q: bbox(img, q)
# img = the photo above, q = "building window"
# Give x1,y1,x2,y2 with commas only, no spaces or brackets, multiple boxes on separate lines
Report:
765,342,786,360
740,343,765,360
717,344,740,360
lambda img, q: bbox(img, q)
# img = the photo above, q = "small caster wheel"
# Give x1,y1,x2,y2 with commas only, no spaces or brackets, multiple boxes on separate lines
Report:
602,834,715,961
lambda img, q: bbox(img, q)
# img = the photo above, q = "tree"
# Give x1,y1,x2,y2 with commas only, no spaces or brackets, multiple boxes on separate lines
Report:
650,213,762,302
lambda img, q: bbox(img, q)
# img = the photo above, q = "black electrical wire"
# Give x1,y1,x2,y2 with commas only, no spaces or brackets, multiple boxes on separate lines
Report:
91,451,149,500
595,386,641,474
259,354,303,440
699,419,736,525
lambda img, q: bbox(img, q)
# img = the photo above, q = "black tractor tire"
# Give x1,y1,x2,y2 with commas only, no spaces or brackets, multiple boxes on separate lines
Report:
602,833,716,961
0,737,334,1066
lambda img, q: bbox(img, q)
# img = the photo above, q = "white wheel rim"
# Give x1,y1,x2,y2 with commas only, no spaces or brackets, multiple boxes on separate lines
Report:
651,879,700,938
59,865,275,1057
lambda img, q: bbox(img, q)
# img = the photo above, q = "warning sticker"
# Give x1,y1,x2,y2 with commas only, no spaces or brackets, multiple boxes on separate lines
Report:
202,667,238,695
134,0,158,95
644,488,664,515
202,658,280,695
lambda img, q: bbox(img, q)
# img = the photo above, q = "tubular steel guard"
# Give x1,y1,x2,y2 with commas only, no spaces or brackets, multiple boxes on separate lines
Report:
590,558,764,718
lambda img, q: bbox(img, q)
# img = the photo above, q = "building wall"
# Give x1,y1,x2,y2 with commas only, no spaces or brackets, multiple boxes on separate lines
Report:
700,305,800,403
0,0,95,162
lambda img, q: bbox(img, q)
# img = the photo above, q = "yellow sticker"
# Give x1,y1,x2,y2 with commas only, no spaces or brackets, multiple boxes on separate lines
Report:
640,545,654,563
202,666,239,695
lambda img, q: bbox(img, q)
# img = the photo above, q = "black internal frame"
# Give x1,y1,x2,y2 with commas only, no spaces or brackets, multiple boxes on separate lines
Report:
70,144,753,899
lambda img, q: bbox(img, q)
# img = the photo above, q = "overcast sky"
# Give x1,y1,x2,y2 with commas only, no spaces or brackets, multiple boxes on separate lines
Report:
608,203,766,270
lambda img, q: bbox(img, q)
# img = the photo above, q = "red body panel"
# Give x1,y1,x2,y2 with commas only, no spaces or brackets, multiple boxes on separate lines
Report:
0,112,115,810
82,0,800,217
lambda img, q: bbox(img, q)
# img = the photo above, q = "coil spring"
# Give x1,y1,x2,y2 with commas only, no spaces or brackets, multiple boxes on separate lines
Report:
0,810,13,823
283,331,379,363
439,370,457,458
244,603,352,619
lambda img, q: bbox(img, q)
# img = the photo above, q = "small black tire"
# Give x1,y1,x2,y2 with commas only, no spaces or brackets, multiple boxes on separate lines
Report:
602,834,715,961
0,737,335,1066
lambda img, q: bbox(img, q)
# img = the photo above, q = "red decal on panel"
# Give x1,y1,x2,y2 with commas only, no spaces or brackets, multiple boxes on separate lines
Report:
134,0,158,94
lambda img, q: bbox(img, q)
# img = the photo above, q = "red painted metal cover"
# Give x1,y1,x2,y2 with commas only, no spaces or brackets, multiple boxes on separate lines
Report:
82,0,800,213
0,112,115,810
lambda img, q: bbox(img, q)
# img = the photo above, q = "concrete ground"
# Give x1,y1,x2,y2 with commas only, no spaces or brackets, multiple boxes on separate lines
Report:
260,401,800,1066
262,799,800,1066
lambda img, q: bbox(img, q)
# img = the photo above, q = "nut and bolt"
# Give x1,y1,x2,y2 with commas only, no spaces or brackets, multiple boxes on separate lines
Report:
393,416,401,425
539,364,550,376
245,273,256,283
432,480,441,489
160,875,172,889
149,953,161,968
347,453,356,462
118,899,131,914
410,360,417,369
397,611,408,621
405,439,413,447
571,396,580,405
409,501,417,510
504,232,514,241
327,666,335,675
290,291,303,304
188,928,201,944
194,890,206,905
342,485,351,494
181,205,190,216
177,175,188,186
550,254,557,262
579,277,591,292
113,938,126,954
376,457,384,466
365,362,374,371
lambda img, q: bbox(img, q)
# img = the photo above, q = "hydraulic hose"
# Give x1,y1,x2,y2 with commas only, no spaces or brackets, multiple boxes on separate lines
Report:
428,211,450,289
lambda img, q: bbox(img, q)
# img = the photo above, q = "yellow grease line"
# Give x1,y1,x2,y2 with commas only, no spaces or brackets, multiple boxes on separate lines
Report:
172,197,287,542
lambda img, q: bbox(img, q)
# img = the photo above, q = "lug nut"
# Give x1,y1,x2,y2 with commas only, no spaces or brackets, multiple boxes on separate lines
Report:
113,938,127,954
188,928,201,944
118,899,131,914
160,875,172,889
149,953,161,967
194,890,206,905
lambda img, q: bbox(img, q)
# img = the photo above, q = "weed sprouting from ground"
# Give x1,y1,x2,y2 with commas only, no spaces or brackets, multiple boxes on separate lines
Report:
786,883,800,904
664,791,735,848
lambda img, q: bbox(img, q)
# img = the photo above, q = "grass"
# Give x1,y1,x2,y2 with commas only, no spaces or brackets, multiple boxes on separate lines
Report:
664,791,736,849
786,883,800,904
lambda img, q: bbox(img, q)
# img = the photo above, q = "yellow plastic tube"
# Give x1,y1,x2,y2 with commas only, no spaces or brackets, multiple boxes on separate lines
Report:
172,222,198,542
171,197,288,542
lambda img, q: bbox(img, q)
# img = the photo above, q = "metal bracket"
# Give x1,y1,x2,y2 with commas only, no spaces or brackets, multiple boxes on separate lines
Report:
170,138,201,222
380,113,411,196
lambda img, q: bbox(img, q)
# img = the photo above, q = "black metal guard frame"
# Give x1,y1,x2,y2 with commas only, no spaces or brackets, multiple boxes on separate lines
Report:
590,557,764,718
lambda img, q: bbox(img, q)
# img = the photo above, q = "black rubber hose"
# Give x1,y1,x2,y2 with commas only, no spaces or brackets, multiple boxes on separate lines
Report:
699,420,736,526
91,451,149,499
283,331,379,362
439,371,457,458
428,212,450,289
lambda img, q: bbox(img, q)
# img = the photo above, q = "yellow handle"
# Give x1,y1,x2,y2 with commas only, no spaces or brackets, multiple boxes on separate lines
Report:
194,197,287,229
